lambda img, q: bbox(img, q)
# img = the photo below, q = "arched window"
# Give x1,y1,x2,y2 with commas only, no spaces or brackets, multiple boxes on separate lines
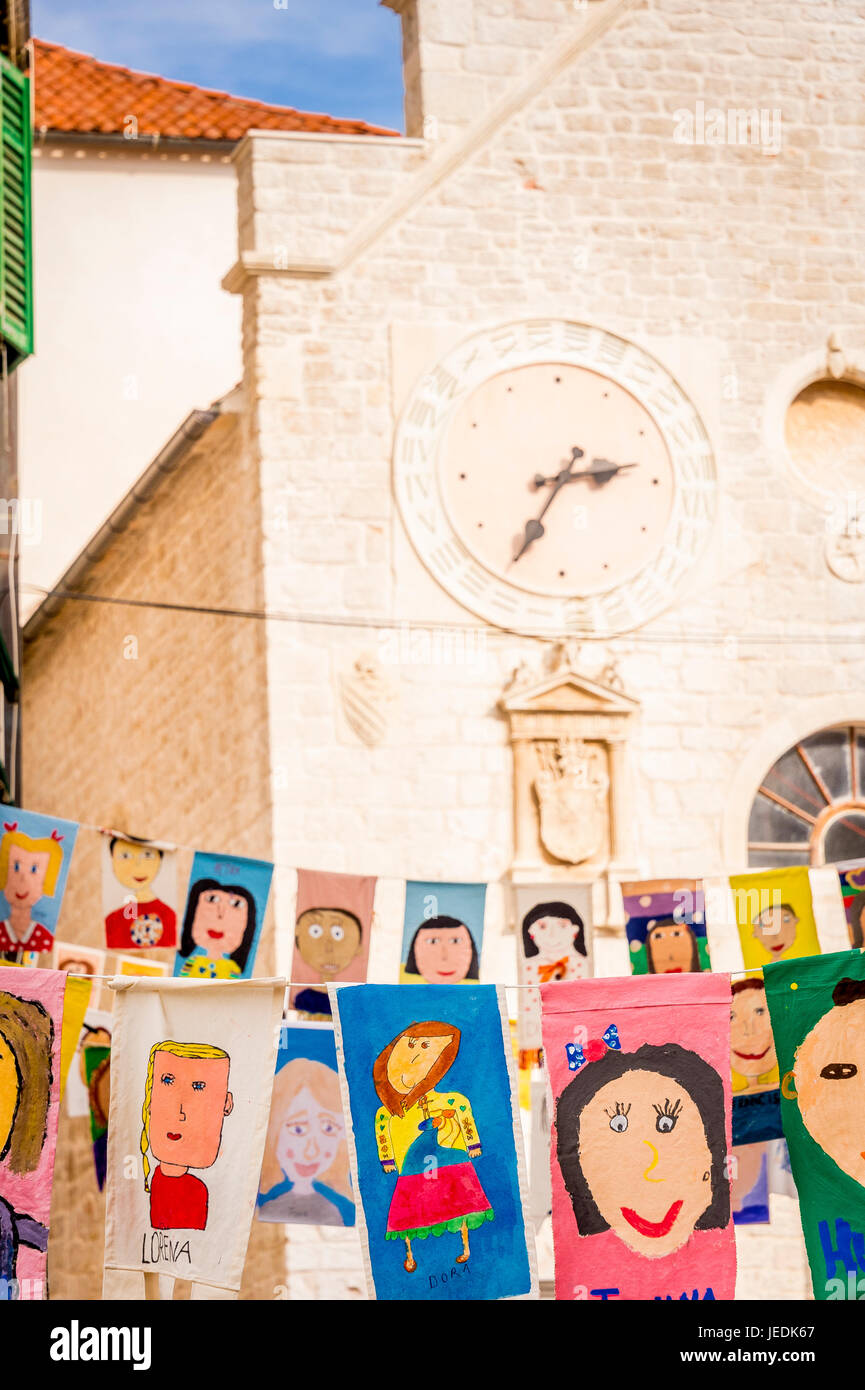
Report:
748,723,865,867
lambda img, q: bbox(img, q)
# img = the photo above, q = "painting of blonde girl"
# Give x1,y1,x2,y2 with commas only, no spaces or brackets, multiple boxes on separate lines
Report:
374,1020,493,1273
257,1057,354,1227
0,823,68,958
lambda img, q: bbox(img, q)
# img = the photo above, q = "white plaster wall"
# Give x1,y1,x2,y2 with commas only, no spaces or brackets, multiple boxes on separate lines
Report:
239,0,865,1299
18,148,242,615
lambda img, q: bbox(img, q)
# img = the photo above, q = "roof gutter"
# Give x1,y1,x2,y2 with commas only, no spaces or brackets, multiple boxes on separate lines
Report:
35,127,238,155
24,405,221,643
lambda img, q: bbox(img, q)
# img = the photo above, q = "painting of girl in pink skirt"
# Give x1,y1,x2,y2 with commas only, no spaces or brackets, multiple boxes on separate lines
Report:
373,1020,493,1273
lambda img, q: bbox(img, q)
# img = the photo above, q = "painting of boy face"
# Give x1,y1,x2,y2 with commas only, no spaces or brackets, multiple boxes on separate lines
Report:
6,846,51,907
730,986,776,1079
191,889,248,958
385,1033,453,1095
795,998,865,1185
647,922,695,973
411,923,474,984
276,1085,345,1184
575,1069,714,1258
295,909,362,978
527,913,576,962
149,1052,233,1170
752,904,798,958
111,841,161,893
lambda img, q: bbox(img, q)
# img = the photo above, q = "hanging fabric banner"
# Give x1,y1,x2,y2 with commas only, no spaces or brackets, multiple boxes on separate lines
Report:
103,975,284,1299
330,982,537,1301
257,1021,354,1228
512,882,592,1064
289,869,376,1019
622,878,711,975
66,1009,111,1120
764,947,865,1300
731,1143,770,1225
0,966,66,1300
101,829,178,951
730,972,783,1144
58,973,93,1102
541,973,736,1301
837,860,865,948
173,851,273,980
0,809,79,959
399,881,486,984
728,865,820,969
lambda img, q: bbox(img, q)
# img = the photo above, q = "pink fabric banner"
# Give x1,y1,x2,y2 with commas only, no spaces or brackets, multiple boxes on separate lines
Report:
541,973,736,1301
0,966,66,1300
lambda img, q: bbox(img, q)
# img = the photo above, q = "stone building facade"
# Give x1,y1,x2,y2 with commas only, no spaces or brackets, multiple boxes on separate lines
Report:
24,0,865,1299
223,0,865,1298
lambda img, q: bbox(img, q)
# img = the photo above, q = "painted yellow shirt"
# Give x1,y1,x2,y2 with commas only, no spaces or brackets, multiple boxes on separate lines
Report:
376,1089,480,1172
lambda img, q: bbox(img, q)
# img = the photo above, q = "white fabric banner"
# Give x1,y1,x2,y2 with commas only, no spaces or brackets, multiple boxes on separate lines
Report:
102,976,284,1298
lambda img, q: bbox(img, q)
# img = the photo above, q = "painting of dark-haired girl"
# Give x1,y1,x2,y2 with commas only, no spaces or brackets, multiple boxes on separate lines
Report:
0,969,65,1300
399,881,486,985
541,973,736,1300
332,983,536,1301
514,885,593,1063
172,852,273,981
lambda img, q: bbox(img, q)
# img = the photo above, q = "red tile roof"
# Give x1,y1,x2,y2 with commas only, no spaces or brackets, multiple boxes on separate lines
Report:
32,37,398,142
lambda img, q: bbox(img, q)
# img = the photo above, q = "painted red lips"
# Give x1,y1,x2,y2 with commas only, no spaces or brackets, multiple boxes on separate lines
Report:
620,1199,684,1238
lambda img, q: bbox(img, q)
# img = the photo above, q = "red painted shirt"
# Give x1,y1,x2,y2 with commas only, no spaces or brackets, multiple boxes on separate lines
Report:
149,1166,209,1231
104,899,177,950
0,920,53,954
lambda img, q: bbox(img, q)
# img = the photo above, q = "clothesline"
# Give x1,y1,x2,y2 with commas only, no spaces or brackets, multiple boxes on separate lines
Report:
64,972,539,989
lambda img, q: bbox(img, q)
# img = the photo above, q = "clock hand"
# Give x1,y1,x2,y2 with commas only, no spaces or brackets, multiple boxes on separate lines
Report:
512,448,585,565
532,458,638,488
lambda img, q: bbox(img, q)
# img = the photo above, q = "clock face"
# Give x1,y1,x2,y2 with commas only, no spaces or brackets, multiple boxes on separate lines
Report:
441,363,675,597
393,320,716,637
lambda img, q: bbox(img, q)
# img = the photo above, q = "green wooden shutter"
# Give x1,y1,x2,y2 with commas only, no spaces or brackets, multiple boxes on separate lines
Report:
0,54,31,367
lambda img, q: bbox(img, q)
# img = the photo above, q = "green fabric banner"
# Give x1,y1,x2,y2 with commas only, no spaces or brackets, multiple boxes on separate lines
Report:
764,948,865,1300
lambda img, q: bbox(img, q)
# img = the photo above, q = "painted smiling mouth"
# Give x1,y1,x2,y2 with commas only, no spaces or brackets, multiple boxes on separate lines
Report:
769,943,787,953
620,1200,684,1238
663,967,683,973
14,892,29,900
206,930,224,940
295,1161,320,1177
166,1132,182,1141
734,1047,771,1061
437,970,456,977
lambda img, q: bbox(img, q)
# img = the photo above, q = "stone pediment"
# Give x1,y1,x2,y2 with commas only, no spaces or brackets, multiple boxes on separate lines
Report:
501,670,639,718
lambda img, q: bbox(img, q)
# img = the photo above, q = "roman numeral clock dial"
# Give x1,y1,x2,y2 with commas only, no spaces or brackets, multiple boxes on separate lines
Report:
393,321,717,636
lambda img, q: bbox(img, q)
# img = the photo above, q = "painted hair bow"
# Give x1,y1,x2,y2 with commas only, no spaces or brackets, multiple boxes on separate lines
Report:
566,1024,620,1071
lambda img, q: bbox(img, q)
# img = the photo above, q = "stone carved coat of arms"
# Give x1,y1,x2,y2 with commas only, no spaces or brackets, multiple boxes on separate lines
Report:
533,738,609,865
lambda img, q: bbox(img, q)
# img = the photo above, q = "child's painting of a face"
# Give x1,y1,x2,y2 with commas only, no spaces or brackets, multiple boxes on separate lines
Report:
258,1025,355,1228
289,870,377,1015
562,1062,716,1258
385,1030,454,1093
0,810,79,956
191,889,249,960
7,846,51,907
408,921,476,984
646,921,697,974
149,1050,233,1172
295,908,362,979
730,980,777,1088
173,852,273,981
622,880,710,977
399,881,487,986
752,903,799,959
794,991,865,1186
526,911,579,962
729,867,820,970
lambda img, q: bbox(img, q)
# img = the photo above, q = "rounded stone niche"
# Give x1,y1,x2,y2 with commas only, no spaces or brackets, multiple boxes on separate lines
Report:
785,378,865,496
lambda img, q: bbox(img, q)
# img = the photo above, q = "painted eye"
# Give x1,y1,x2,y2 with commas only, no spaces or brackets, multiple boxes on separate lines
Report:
331,925,345,941
656,1113,677,1133
449,936,461,945
229,897,243,910
820,1063,858,1080
308,923,324,938
192,1081,206,1092
421,1041,429,1049
160,1073,175,1086
30,864,37,874
609,1113,628,1133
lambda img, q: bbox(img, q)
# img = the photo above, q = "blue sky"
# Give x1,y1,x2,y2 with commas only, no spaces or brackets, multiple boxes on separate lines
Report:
32,0,406,130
